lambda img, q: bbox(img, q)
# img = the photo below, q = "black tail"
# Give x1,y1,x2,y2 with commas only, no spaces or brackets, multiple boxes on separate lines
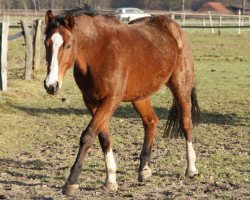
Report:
164,87,200,138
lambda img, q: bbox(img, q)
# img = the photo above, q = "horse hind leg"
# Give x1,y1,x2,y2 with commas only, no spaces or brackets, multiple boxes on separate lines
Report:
186,88,200,177
132,98,158,182
180,92,199,177
166,80,199,177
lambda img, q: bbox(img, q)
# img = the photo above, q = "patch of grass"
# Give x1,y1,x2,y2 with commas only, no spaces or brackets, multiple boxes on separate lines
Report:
0,31,249,199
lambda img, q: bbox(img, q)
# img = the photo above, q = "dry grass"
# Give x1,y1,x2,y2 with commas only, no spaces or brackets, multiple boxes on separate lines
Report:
0,31,249,199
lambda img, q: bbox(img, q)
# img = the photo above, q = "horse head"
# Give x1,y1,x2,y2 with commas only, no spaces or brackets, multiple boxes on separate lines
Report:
44,10,76,95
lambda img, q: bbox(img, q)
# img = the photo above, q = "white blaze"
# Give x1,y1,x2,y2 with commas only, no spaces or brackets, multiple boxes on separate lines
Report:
105,150,117,184
186,141,197,172
46,32,63,86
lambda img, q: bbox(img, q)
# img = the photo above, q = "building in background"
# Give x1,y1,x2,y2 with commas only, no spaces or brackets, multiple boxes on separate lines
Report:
197,2,231,14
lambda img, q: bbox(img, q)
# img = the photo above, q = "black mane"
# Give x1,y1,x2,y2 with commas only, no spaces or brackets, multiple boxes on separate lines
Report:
45,5,98,35
45,4,119,35
62,4,99,17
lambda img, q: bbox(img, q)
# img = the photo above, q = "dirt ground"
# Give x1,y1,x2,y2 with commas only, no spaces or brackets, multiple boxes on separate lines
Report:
0,32,249,199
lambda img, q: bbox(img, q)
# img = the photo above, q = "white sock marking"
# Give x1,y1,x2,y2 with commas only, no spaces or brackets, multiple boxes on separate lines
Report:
105,150,117,184
186,141,197,172
46,32,63,87
142,164,150,171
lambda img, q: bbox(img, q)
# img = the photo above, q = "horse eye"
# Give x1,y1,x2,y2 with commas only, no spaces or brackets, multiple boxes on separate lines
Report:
65,44,71,49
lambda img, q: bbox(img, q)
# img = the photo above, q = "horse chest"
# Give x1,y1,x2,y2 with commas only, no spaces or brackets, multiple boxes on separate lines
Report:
74,69,120,103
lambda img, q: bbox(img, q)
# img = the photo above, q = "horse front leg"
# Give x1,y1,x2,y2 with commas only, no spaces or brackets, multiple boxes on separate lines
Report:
62,127,96,195
84,101,118,191
98,130,118,191
62,97,119,196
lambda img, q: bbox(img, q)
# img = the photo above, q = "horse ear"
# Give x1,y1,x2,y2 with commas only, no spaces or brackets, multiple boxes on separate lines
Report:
45,10,54,25
64,12,75,29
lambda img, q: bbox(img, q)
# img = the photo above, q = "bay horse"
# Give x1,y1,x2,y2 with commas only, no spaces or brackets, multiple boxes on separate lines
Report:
44,7,200,196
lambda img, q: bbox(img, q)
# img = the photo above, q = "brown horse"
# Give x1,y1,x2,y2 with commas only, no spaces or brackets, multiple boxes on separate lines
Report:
44,7,200,196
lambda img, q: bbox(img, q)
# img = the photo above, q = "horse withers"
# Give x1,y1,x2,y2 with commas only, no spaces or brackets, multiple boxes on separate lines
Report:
44,7,200,196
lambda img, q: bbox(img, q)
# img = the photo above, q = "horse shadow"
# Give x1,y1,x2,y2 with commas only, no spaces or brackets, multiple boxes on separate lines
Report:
0,158,57,186
9,103,248,127
0,158,107,199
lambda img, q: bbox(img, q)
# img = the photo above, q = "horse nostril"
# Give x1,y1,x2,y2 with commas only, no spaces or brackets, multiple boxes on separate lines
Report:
44,80,60,95
49,85,55,93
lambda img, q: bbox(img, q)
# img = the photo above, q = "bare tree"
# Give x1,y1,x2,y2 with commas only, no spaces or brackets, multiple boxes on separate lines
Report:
32,0,37,14
22,0,27,11
140,0,161,9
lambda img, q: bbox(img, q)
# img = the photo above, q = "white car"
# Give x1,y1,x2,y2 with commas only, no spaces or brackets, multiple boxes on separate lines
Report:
115,7,151,22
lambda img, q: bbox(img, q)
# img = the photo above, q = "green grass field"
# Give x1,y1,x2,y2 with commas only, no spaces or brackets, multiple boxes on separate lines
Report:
0,30,249,199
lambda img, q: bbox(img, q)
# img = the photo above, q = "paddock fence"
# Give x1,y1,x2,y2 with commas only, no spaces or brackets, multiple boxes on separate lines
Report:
0,17,43,91
150,10,250,34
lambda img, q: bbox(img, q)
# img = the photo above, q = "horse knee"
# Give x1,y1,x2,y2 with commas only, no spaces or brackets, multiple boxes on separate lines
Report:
80,128,96,147
144,116,158,130
150,116,158,127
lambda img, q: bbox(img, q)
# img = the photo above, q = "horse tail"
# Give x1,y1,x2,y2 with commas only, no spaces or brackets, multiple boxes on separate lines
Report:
164,87,200,138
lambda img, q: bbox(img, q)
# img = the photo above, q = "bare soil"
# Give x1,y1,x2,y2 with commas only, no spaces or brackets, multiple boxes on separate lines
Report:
0,32,249,199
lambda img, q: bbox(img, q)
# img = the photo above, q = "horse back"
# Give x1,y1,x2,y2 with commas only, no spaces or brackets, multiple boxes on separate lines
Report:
129,15,184,50
120,16,187,101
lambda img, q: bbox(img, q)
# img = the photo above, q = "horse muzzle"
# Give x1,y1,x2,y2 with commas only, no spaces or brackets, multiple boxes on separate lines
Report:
44,80,59,95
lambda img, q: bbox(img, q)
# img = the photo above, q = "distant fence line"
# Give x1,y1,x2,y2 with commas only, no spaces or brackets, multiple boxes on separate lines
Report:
1,8,250,18
2,9,250,30
1,10,250,91
168,10,250,34
0,8,113,17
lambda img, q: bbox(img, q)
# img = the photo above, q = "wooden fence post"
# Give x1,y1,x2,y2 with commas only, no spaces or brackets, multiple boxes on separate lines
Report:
202,18,206,32
0,15,9,91
21,20,33,80
238,9,241,35
218,16,222,35
170,13,175,20
208,11,214,34
33,19,42,70
181,12,186,26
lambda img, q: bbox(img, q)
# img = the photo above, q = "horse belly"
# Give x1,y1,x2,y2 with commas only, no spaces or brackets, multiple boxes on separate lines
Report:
122,62,174,102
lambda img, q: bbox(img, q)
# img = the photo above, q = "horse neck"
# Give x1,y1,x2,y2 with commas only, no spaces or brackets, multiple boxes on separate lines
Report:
73,16,101,57
73,15,119,65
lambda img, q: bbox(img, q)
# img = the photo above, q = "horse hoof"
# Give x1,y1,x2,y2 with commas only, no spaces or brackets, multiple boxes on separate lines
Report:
62,184,79,196
138,167,152,182
105,182,118,191
185,169,198,178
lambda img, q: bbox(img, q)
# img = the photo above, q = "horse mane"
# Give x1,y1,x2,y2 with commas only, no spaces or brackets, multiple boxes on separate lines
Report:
45,4,120,34
63,4,99,17
63,5,120,24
